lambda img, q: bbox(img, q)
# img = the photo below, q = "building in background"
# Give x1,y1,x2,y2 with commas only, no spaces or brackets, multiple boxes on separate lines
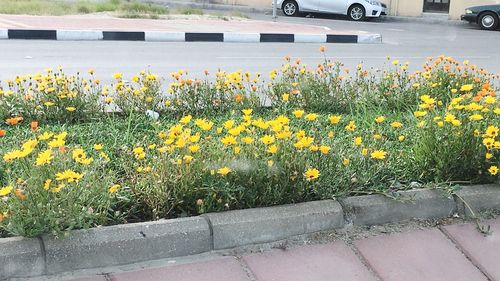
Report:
214,0,500,20
381,0,500,20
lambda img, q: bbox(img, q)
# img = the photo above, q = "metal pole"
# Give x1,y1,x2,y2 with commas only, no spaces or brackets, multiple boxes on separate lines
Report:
273,0,277,21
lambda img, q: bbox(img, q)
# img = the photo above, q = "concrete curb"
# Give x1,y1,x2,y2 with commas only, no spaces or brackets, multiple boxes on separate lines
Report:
0,29,382,44
203,200,344,249
1,184,498,279
0,237,45,279
339,189,457,226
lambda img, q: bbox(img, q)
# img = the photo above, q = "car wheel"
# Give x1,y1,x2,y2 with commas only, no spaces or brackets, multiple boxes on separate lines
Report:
282,1,299,17
348,4,366,21
479,12,499,30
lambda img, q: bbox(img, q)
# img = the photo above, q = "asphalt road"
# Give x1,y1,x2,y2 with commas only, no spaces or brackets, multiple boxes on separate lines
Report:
0,14,499,82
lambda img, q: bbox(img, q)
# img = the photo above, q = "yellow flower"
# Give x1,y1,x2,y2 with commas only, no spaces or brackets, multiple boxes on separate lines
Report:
292,110,304,118
484,96,496,104
460,84,473,92
309,145,319,152
217,166,231,176
319,145,331,154
304,168,320,181
451,119,462,127
38,132,54,141
183,155,194,164
94,144,103,150
370,150,387,160
189,144,200,153
329,115,342,124
43,179,52,190
242,137,254,144
494,108,500,115
375,116,385,124
361,148,368,156
260,135,275,145
354,137,362,146
66,107,76,112
0,186,13,196
221,135,237,146
444,114,456,123
109,184,120,194
484,126,499,138
267,144,278,154
180,115,192,124
469,114,483,121
35,149,54,166
342,158,350,165
414,111,427,117
345,121,356,132
224,119,235,129
488,166,498,176
282,93,289,101
242,109,253,115
390,122,403,128
398,135,405,142
44,101,55,107
305,113,318,121
113,72,122,80
294,137,314,149
392,60,399,65
483,138,494,149
234,146,241,154
51,183,65,193
373,134,382,140
55,169,83,183
486,153,493,160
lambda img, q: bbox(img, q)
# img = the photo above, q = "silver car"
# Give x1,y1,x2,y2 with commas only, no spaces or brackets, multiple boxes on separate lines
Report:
277,0,387,21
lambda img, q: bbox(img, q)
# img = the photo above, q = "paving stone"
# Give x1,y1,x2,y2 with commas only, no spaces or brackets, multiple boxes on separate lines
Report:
110,257,249,281
354,228,487,281
243,243,376,281
441,219,500,280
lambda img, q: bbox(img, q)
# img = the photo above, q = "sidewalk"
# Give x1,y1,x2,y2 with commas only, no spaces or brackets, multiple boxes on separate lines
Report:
56,218,499,281
0,14,381,43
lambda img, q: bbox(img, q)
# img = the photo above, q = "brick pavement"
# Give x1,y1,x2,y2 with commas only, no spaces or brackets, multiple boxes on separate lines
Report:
69,219,498,281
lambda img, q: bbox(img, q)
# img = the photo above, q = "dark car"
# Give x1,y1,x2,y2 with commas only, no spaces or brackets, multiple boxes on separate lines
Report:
461,4,500,30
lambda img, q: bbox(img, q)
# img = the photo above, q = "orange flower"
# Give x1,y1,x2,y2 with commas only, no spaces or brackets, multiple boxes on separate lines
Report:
6,116,23,126
59,146,67,153
234,94,243,103
319,46,326,53
15,189,26,200
0,130,5,137
31,121,39,132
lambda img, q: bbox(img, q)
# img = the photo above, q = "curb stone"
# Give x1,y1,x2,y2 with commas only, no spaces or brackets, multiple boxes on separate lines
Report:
339,189,456,226
0,185,498,278
203,200,344,249
0,237,45,280
42,217,211,274
454,184,500,217
0,29,382,44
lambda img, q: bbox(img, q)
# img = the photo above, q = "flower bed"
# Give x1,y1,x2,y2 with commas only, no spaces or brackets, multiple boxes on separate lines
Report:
0,52,498,238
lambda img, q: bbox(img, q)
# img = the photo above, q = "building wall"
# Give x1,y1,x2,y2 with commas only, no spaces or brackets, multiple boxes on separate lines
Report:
213,0,500,20
449,0,500,19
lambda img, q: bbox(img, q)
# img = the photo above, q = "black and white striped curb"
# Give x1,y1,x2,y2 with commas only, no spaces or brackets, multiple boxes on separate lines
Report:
0,29,382,43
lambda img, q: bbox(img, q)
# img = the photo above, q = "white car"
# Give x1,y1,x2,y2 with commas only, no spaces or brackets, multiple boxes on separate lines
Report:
276,0,387,21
